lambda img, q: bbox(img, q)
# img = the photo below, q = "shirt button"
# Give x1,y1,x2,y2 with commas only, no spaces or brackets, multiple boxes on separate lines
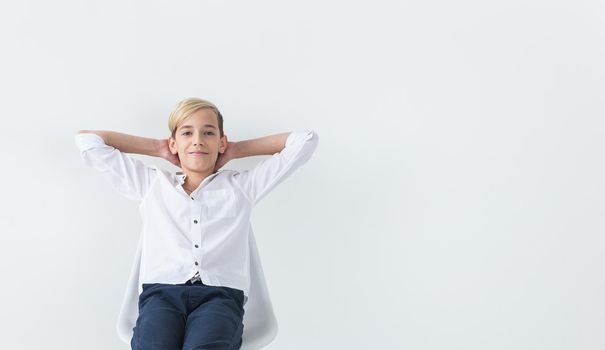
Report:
194,219,198,224
191,197,194,200
195,244,199,248
195,261,199,266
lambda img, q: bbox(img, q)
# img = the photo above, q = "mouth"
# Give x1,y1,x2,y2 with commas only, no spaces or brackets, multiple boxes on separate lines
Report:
189,152,208,156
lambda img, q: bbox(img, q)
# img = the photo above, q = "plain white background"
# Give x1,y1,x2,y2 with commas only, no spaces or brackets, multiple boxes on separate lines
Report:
0,0,603,349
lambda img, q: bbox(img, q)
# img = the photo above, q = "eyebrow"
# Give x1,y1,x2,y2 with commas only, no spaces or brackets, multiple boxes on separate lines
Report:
179,124,217,130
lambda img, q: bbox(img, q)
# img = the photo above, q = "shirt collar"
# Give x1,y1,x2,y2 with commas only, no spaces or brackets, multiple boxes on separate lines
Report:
175,170,223,189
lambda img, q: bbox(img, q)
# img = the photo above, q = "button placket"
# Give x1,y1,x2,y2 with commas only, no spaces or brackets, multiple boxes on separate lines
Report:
190,200,202,272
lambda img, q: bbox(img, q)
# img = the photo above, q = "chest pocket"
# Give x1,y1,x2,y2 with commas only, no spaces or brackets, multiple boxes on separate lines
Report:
201,189,237,218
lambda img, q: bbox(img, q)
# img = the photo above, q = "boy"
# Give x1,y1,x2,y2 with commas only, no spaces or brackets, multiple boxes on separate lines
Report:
74,97,319,350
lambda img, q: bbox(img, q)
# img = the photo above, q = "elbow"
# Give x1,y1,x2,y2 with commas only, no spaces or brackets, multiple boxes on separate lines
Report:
306,129,319,146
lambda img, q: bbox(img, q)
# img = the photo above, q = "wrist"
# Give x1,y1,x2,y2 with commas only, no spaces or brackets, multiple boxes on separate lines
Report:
154,139,163,158
230,141,243,159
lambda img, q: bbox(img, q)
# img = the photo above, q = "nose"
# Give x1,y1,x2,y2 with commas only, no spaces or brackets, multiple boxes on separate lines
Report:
192,134,204,146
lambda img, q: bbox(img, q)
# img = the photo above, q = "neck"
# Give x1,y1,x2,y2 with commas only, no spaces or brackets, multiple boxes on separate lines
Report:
183,169,215,191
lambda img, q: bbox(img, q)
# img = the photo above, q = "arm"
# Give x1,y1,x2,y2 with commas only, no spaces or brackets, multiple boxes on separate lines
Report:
77,130,161,157
232,132,291,159
213,132,291,172
74,131,159,201
231,129,319,205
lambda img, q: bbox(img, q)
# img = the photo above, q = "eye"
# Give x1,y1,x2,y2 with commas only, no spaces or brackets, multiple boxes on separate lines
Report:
205,131,214,135
182,131,191,136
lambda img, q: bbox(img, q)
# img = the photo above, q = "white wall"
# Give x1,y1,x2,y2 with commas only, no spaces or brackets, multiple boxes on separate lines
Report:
0,0,604,349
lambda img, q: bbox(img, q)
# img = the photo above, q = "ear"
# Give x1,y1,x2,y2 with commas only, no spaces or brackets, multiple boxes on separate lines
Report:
219,134,228,154
169,136,177,155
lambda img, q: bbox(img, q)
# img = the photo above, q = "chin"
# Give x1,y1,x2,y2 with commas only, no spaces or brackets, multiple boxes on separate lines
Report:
187,164,213,172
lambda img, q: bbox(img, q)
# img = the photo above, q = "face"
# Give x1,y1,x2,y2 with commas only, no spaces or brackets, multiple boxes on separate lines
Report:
169,108,227,174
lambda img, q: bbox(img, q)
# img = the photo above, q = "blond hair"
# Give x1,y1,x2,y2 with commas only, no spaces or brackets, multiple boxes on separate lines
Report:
168,97,224,138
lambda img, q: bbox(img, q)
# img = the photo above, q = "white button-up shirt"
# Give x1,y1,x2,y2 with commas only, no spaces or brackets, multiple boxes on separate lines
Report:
74,129,319,350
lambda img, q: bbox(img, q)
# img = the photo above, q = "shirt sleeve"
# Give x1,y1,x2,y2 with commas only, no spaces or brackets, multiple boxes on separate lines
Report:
74,132,157,202
233,129,319,205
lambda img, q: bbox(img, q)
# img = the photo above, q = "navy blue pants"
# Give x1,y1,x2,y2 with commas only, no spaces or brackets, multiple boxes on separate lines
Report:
131,279,245,350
